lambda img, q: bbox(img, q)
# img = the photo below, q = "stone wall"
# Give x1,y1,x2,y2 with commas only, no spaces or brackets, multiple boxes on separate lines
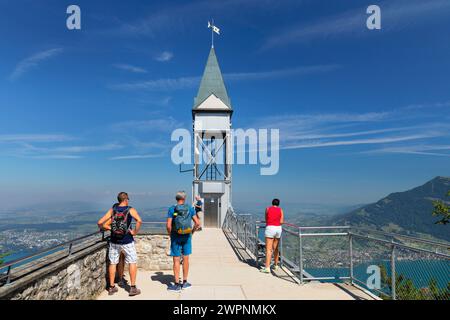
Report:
0,241,107,300
0,234,171,300
134,234,172,271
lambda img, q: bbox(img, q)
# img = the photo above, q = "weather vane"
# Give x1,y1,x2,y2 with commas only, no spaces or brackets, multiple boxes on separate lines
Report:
208,19,220,48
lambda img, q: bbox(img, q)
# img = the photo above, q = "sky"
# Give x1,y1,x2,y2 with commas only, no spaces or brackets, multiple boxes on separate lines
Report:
1,0,449,211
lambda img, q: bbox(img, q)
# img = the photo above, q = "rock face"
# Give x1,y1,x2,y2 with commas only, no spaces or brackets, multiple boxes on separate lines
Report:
134,235,171,271
9,248,107,300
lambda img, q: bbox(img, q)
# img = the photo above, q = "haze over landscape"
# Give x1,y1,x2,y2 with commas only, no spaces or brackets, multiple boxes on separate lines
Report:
1,1,450,261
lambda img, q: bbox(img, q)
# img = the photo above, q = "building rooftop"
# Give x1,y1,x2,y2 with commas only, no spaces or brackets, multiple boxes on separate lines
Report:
193,47,232,111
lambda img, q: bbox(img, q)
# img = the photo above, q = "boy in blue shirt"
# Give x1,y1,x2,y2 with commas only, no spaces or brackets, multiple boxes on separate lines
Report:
166,191,200,292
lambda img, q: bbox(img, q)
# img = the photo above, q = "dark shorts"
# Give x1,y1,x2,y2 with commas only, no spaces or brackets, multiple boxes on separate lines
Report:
170,234,192,257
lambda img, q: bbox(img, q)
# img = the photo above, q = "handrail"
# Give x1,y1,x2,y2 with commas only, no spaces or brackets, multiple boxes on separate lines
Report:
1,230,104,270
224,208,450,300
349,232,450,259
351,227,450,248
0,220,170,285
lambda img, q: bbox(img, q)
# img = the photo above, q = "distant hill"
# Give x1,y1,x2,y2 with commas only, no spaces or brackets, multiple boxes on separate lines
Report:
331,176,450,241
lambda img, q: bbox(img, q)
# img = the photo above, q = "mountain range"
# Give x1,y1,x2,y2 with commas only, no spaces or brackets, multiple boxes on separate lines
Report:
331,176,450,241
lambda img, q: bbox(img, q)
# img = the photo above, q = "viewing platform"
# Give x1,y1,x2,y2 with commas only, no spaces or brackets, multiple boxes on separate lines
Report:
98,228,373,300
1,208,448,300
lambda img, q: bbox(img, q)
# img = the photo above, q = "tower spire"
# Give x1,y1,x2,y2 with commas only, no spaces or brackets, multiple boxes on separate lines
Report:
193,47,231,110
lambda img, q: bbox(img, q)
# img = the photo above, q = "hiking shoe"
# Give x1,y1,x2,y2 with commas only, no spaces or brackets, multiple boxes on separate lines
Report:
129,286,141,297
181,282,192,290
108,286,118,295
167,283,182,292
259,267,270,274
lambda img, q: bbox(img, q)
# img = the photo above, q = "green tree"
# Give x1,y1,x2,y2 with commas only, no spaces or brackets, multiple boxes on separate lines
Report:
432,190,450,225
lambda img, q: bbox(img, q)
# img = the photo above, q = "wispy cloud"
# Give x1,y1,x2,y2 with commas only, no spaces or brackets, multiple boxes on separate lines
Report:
365,144,450,157
283,133,440,150
113,64,148,73
108,139,170,161
110,0,290,38
30,155,84,160
137,96,172,107
1,134,123,159
9,48,63,81
110,64,340,91
53,143,122,153
224,65,341,81
110,76,199,91
252,102,450,155
262,0,450,49
109,153,166,160
111,117,178,132
0,134,72,143
154,51,174,62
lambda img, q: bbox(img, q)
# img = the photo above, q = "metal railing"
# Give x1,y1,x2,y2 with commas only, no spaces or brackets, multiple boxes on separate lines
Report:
0,230,106,286
0,221,167,287
223,207,450,300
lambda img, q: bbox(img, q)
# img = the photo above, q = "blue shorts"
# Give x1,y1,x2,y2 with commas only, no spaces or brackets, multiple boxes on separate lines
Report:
170,234,192,257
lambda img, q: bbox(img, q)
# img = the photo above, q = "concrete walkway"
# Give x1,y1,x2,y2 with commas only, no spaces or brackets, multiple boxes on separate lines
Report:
98,229,374,300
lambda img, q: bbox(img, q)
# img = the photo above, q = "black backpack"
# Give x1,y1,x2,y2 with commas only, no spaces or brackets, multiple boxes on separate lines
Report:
111,204,132,239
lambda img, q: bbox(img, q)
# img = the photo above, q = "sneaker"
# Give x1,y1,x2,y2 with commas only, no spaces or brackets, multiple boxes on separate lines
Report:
108,286,118,295
181,282,192,290
259,267,270,274
129,286,141,297
273,265,279,271
167,283,182,292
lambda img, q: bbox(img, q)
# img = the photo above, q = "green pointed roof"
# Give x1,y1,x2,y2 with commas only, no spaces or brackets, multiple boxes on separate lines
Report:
193,47,231,110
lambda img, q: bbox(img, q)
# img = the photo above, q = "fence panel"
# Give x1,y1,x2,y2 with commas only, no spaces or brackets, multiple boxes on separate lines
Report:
351,235,395,298
301,230,350,281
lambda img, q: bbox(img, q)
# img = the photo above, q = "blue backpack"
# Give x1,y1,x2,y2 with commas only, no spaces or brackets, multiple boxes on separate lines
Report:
172,204,193,235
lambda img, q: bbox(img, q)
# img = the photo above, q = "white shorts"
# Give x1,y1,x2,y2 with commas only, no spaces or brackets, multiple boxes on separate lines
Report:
108,242,138,264
265,225,282,239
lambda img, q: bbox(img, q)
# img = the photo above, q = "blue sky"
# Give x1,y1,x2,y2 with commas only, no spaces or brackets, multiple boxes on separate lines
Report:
1,0,449,211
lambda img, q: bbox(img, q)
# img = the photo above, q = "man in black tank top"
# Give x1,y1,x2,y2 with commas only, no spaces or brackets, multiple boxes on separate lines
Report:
98,192,143,296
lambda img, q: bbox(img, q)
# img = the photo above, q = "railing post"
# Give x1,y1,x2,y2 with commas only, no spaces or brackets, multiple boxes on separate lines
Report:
279,230,283,266
244,221,247,250
254,225,259,265
101,231,105,241
349,233,353,284
298,228,304,284
391,244,396,300
5,266,11,285
68,242,73,256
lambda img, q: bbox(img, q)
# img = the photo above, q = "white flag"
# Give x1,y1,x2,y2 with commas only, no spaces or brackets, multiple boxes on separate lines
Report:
208,21,220,35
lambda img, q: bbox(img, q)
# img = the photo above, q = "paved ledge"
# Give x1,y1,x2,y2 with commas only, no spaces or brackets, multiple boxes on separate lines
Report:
98,229,375,300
